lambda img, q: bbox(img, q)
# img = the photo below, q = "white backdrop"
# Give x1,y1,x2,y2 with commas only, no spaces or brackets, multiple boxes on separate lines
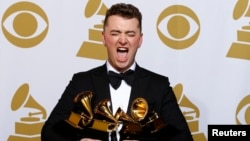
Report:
1,0,250,141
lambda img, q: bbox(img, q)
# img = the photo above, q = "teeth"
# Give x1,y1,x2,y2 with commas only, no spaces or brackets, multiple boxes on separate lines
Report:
117,47,128,52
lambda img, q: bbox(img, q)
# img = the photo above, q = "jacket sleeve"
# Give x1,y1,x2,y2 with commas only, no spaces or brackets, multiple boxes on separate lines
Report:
41,73,85,141
157,78,194,141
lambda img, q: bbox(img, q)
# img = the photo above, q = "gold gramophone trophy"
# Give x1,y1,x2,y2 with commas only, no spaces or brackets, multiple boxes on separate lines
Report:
65,91,119,132
119,98,167,140
65,91,167,140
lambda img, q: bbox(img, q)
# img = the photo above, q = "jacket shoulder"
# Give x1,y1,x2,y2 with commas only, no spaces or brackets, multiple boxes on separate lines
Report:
73,64,106,77
137,66,169,80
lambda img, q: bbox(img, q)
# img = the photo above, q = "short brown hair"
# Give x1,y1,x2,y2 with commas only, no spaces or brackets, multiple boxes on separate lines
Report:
103,3,142,32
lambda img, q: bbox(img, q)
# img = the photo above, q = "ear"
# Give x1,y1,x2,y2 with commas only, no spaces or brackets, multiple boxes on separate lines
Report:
102,31,105,45
138,33,143,48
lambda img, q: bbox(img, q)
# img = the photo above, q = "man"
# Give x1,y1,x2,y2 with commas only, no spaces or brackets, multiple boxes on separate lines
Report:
41,3,194,141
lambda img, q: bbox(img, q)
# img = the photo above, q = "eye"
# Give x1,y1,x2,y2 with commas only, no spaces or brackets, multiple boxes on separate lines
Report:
235,95,250,124
1,2,49,48
127,32,135,37
111,33,118,36
156,5,200,50
110,31,120,36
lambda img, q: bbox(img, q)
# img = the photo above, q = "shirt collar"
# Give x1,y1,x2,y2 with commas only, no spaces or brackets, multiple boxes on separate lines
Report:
106,61,136,73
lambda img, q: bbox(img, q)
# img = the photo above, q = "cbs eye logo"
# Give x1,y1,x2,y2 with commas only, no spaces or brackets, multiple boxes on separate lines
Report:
1,2,49,48
236,95,250,124
156,5,200,50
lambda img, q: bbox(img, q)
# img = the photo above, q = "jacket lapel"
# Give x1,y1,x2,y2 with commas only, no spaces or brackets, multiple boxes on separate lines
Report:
91,64,111,108
127,65,150,114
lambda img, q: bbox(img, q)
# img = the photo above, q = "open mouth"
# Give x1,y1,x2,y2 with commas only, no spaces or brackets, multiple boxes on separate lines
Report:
117,47,128,58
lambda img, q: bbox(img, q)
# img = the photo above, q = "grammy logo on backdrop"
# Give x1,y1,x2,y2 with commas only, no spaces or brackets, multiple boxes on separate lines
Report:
227,0,250,60
173,83,207,141
77,0,108,60
8,83,47,141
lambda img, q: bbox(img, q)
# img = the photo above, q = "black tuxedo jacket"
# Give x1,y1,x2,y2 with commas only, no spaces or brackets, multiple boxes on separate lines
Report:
41,63,193,141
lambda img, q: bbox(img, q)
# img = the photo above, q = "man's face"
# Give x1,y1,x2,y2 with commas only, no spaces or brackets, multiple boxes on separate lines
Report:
102,15,143,72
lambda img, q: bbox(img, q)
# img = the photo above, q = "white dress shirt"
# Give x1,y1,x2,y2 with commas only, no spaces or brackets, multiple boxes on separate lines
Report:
106,61,136,141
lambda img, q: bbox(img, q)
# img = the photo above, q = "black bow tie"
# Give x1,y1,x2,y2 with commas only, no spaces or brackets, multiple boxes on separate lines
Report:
108,70,135,89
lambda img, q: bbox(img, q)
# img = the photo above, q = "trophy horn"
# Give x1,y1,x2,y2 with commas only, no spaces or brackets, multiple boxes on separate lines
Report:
94,99,118,123
74,91,94,125
131,98,148,121
115,107,135,123
65,91,94,128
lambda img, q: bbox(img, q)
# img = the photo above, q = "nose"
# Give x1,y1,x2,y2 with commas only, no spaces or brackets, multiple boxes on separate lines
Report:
118,35,128,45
